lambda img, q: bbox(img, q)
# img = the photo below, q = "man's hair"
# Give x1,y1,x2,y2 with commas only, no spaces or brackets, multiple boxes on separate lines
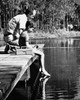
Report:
24,9,31,15
19,1,31,15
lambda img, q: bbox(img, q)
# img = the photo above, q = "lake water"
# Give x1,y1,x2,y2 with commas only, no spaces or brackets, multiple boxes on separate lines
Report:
7,37,80,100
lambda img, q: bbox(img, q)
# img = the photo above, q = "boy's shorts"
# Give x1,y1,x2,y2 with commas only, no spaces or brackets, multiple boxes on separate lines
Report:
20,31,29,42
19,31,29,47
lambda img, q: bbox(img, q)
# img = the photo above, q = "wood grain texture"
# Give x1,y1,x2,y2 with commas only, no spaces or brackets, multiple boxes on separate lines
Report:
0,46,38,100
0,44,44,100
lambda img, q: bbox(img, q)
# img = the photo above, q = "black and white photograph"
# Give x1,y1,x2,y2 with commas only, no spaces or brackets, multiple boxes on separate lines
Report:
0,0,80,100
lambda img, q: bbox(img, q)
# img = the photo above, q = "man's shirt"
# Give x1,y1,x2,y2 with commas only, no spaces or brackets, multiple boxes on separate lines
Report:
7,14,27,34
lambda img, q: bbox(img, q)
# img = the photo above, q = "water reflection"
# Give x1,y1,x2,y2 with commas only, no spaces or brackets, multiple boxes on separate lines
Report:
24,76,50,100
40,77,50,100
42,37,80,100
28,37,80,100
7,37,80,100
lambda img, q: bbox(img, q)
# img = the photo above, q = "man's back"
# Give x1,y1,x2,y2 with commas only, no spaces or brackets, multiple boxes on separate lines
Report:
7,14,28,34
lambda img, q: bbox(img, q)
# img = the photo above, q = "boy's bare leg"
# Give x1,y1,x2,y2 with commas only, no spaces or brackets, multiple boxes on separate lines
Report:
32,47,50,76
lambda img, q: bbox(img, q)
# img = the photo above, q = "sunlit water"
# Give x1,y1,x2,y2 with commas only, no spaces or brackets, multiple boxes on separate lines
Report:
38,38,80,100
7,38,80,100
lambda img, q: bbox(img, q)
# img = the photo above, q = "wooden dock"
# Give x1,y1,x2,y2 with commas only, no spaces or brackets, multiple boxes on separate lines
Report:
0,45,42,100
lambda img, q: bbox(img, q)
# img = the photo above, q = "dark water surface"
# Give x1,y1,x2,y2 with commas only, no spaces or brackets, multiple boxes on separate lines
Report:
7,38,80,100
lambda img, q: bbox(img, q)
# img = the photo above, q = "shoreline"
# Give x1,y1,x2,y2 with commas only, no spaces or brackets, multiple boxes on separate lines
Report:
29,30,80,39
0,29,80,46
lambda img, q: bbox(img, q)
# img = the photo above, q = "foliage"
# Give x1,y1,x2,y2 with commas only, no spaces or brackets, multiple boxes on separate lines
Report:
27,0,76,32
0,0,79,32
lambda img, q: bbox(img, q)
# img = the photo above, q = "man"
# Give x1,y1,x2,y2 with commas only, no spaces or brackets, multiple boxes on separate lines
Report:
19,19,50,77
4,8,31,53
4,8,50,77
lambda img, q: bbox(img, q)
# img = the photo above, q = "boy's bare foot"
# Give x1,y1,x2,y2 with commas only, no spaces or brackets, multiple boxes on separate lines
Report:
39,68,51,77
41,70,51,77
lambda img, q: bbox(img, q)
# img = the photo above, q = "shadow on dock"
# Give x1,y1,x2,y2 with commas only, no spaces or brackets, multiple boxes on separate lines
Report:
0,51,5,54
6,57,42,100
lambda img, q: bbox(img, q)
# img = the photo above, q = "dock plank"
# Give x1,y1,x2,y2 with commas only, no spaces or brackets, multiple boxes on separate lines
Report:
0,44,44,100
0,46,39,100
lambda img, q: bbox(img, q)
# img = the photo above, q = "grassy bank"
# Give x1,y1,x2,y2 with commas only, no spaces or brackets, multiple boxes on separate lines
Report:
0,29,80,46
29,29,80,39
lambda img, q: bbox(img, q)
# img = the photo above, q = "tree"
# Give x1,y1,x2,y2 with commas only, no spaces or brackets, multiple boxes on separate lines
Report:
0,0,77,32
28,0,76,32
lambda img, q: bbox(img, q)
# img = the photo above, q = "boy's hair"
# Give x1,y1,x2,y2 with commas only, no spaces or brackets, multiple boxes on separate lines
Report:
26,21,34,30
